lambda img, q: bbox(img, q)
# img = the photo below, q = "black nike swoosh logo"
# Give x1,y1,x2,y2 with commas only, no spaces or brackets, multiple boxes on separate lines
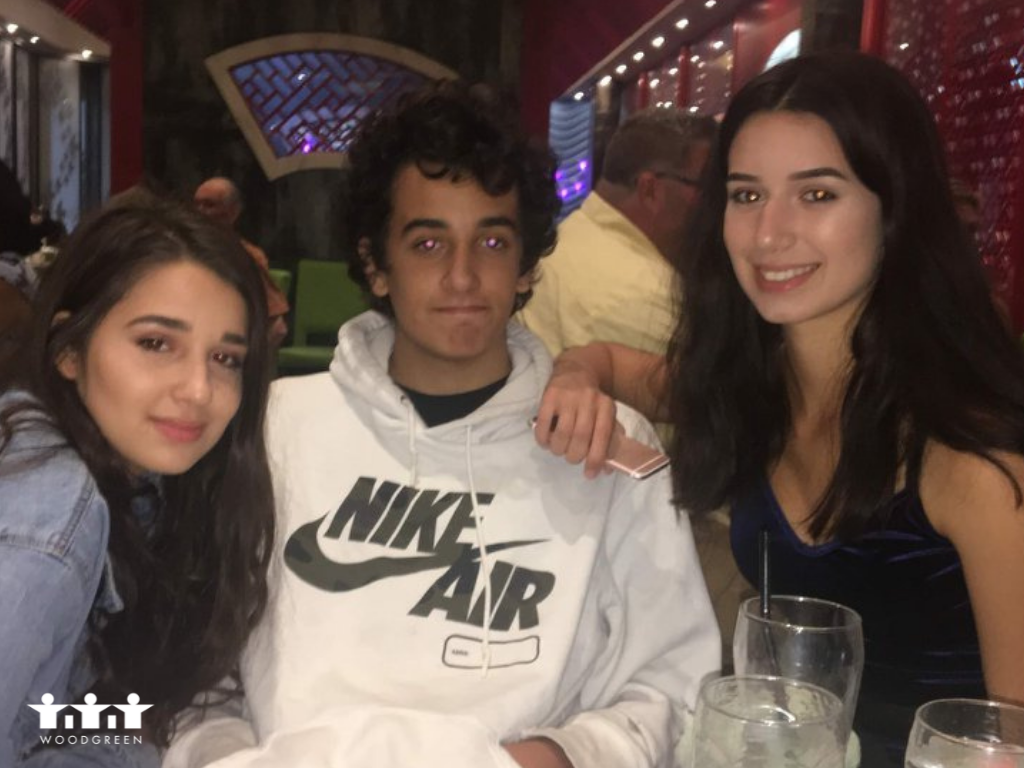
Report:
284,514,544,592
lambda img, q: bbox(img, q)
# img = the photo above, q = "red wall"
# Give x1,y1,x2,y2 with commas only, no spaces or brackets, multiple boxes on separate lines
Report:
875,0,1024,331
519,0,673,137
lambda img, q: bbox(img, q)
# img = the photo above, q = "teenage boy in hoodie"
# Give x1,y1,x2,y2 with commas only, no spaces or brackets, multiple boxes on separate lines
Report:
163,82,719,768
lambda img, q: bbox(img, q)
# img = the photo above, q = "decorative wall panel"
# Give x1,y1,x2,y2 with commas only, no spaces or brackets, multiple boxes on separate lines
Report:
0,40,12,168
15,47,31,194
207,34,457,180
39,58,81,231
884,0,1024,330
549,98,594,218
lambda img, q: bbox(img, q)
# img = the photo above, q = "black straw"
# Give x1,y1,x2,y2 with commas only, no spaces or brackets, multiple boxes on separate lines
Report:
759,529,771,618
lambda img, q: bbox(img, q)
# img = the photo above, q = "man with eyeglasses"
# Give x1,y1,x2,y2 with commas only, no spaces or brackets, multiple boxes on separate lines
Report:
521,110,715,358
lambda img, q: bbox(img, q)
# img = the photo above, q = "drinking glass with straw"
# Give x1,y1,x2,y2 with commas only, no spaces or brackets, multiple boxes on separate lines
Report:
735,531,865,741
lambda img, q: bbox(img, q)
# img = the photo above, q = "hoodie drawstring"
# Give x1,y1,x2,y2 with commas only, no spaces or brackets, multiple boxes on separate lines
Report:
465,425,493,677
403,403,491,676
404,397,420,487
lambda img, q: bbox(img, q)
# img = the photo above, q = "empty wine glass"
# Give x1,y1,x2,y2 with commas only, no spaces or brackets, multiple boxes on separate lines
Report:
905,698,1024,767
734,595,864,738
691,674,846,768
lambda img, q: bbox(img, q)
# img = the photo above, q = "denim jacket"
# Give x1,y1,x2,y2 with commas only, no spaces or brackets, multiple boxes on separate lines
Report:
0,394,159,767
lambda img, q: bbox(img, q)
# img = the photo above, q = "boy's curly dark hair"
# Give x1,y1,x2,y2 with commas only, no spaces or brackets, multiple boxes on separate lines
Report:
344,80,560,314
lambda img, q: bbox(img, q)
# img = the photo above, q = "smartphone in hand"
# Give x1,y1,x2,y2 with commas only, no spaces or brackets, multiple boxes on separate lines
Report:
531,417,668,480
605,434,670,479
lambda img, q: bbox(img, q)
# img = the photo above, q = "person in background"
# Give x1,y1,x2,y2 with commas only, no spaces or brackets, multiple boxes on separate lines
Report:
163,80,719,768
0,253,38,372
520,110,715,358
194,177,289,348
27,205,68,251
534,51,1024,767
0,159,35,256
0,162,39,390
0,201,276,766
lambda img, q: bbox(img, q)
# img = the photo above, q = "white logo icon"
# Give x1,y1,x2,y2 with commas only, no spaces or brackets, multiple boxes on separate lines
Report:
28,693,152,730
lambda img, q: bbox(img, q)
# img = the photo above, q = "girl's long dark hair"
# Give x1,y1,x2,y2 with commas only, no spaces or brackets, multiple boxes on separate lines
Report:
667,51,1024,540
0,201,275,744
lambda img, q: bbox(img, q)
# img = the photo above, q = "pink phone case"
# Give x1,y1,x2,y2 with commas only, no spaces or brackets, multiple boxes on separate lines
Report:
604,435,670,479
530,418,668,480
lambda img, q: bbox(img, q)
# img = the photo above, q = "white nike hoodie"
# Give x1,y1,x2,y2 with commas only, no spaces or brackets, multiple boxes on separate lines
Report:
163,311,720,768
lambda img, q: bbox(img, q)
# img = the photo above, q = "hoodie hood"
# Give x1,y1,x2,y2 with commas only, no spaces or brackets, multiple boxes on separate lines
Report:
326,310,556,675
328,310,552,445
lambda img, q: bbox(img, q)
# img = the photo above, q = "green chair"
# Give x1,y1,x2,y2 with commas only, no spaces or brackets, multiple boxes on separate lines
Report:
277,259,368,373
267,268,292,299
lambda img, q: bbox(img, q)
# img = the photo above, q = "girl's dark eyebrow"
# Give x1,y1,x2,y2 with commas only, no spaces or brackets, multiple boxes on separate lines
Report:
790,167,848,181
727,167,849,183
129,315,187,330
127,315,247,346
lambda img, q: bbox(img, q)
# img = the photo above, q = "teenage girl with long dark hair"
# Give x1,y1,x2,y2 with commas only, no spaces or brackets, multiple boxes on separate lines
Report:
0,201,275,766
535,51,1024,766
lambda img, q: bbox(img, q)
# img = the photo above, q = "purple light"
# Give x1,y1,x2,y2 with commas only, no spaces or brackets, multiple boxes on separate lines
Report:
555,171,563,180
559,189,569,199
579,160,588,171
574,182,583,192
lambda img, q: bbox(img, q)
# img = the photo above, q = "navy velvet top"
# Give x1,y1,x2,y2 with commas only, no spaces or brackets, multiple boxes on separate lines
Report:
731,477,985,767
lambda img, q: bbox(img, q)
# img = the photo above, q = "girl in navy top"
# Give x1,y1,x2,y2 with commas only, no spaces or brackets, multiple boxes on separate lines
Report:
0,202,275,765
536,51,1024,766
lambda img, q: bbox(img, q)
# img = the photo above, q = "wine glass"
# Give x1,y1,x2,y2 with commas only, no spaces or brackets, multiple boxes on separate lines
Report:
734,595,864,738
905,698,1024,767
690,674,846,768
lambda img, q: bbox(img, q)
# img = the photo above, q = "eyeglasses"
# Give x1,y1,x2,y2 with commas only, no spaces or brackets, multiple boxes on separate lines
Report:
653,171,701,189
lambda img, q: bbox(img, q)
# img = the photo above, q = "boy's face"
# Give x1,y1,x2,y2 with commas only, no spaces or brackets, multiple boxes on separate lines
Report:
365,164,532,394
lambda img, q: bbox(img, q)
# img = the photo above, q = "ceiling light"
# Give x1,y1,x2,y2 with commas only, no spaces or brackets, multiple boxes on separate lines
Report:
650,77,661,88
29,36,39,44
632,51,645,62
705,0,717,7
675,18,689,29
690,54,700,63
711,40,724,50
5,23,18,34
615,64,628,75
899,42,910,51
652,35,665,48
669,67,679,76
599,75,612,86
573,91,585,101
82,49,92,59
